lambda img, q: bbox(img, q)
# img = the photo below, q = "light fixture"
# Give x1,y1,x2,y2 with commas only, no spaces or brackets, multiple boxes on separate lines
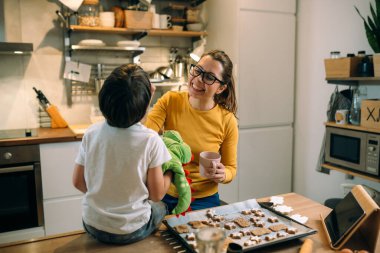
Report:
190,37,206,62
58,0,83,12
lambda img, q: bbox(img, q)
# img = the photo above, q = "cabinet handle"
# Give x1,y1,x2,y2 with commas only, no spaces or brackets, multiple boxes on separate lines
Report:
0,165,34,174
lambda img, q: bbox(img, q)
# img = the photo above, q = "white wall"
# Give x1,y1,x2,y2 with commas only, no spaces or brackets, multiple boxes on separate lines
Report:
295,0,380,204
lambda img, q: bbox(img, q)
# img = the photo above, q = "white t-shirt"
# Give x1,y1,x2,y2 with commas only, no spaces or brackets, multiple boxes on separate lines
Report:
75,122,171,234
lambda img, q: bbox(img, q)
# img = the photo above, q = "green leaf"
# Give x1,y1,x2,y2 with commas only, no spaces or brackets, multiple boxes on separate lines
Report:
364,21,380,53
376,0,380,19
370,3,380,28
368,16,377,33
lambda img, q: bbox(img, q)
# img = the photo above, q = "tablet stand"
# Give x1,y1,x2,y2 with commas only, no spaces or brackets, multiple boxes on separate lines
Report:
321,185,380,252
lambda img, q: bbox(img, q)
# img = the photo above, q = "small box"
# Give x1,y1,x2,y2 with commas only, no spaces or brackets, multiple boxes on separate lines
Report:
361,99,380,129
124,10,152,29
324,57,362,78
373,54,380,77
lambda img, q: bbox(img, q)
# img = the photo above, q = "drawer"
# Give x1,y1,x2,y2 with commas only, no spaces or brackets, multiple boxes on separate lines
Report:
0,145,40,166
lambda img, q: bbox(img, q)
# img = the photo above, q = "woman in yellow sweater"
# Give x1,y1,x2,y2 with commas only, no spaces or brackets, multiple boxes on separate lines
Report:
145,49,238,212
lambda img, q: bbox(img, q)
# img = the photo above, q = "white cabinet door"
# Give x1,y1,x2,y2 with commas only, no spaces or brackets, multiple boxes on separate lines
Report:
40,142,81,199
43,196,83,236
238,127,293,201
240,0,296,13
238,10,295,128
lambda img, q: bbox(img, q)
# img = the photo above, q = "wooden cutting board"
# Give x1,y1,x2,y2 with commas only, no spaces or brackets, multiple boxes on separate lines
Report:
69,124,90,136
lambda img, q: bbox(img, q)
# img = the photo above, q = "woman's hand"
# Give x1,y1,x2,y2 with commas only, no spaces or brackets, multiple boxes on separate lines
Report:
209,161,226,183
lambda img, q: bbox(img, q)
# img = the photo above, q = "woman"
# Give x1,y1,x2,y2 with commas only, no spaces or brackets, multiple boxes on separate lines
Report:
145,49,238,212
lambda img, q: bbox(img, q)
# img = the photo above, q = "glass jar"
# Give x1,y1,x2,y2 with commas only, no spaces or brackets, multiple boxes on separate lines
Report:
78,0,100,27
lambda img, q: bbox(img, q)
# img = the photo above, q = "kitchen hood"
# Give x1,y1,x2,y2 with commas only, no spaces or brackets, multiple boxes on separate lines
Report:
0,42,33,54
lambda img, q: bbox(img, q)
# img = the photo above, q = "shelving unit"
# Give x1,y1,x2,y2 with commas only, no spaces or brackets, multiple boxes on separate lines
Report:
323,73,380,182
322,162,380,183
325,121,380,133
69,25,207,38
326,77,380,85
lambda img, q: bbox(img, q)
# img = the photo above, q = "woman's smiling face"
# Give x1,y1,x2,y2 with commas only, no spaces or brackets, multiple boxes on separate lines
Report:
188,55,226,101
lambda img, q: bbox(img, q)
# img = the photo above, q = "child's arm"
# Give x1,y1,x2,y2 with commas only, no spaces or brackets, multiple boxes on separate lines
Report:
147,166,172,202
72,163,87,193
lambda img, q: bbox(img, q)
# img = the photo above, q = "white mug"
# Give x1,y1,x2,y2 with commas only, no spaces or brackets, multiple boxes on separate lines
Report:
159,14,172,29
152,13,160,29
335,109,349,124
199,151,221,178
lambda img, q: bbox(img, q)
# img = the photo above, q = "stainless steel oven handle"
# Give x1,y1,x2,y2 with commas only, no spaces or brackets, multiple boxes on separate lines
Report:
0,165,34,174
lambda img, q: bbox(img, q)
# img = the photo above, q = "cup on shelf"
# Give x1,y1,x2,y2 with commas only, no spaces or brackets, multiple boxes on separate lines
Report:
152,13,160,29
99,12,115,27
335,109,349,124
159,14,172,29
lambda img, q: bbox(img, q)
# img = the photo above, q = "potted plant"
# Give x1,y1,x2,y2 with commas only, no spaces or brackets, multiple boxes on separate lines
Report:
355,0,380,76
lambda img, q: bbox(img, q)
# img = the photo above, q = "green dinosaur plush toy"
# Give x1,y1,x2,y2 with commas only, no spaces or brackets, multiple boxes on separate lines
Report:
162,130,192,215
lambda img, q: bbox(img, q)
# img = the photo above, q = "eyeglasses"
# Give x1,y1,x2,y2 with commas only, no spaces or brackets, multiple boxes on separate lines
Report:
189,64,225,85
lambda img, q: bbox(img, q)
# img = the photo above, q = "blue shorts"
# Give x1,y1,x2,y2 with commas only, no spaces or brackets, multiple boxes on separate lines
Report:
82,201,167,245
163,193,220,214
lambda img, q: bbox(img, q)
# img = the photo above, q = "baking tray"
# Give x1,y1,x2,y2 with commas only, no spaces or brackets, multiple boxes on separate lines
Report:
163,199,317,252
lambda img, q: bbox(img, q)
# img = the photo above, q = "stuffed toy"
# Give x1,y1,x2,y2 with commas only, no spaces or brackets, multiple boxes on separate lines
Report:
162,130,193,215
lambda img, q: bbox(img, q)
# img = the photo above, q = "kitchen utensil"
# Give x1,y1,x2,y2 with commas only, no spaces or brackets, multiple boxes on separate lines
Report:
149,71,165,82
33,87,68,128
157,66,174,79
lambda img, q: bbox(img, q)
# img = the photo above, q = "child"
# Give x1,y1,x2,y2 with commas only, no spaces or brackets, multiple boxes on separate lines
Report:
72,64,172,245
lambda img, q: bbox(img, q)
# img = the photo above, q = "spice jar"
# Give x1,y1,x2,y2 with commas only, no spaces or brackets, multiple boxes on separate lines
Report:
78,0,100,27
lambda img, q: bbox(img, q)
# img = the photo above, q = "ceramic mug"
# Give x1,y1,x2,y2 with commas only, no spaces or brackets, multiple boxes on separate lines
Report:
152,13,160,29
335,109,349,124
199,151,221,178
159,14,172,29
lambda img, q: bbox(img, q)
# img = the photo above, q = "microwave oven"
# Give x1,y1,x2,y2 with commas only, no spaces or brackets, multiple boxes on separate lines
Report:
325,126,380,177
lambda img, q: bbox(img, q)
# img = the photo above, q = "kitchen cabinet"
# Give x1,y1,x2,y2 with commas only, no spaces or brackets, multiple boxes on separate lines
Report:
40,141,83,236
206,0,296,202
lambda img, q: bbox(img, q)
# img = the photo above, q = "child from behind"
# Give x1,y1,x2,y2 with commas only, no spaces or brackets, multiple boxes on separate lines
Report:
72,64,172,245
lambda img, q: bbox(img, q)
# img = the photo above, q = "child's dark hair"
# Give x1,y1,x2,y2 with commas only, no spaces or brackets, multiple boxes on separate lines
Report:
99,64,151,128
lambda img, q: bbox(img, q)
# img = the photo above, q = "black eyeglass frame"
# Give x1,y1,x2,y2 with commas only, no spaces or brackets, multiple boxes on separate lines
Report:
189,64,225,85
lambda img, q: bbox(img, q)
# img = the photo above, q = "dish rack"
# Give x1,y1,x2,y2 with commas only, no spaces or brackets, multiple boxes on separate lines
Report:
69,63,120,96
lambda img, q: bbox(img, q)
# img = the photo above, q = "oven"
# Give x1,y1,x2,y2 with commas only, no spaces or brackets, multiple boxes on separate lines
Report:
0,145,44,233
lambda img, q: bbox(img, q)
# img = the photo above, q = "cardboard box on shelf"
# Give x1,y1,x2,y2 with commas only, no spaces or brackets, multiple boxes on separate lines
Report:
324,57,362,78
361,99,380,129
124,10,152,29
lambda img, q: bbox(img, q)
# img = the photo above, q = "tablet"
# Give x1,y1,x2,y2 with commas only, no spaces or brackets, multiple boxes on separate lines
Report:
324,191,366,247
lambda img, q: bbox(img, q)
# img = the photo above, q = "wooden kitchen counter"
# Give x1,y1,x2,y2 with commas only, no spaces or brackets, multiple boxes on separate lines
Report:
0,127,82,147
0,193,341,253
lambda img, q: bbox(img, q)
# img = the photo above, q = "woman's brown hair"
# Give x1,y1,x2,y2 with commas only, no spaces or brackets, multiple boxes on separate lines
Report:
201,49,238,117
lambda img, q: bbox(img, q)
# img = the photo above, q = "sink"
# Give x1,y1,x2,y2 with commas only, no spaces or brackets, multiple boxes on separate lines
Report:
0,129,38,139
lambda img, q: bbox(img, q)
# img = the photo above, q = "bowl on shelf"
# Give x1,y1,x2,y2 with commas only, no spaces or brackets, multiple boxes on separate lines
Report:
186,23,203,31
116,40,141,48
78,39,105,46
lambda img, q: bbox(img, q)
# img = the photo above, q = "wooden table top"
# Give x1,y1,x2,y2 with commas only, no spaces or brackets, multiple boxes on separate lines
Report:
0,193,335,253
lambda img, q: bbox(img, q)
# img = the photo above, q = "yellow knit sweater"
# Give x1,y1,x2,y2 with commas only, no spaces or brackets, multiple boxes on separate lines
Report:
145,91,238,198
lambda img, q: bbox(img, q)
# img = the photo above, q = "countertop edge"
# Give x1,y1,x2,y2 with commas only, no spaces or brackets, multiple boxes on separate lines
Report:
0,128,82,146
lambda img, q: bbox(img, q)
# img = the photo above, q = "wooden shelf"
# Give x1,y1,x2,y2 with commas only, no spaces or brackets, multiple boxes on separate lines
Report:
326,77,380,85
322,163,380,183
325,121,380,134
69,25,206,38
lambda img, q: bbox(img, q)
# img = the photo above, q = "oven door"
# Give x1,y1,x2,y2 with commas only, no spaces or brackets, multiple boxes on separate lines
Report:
0,163,44,233
325,127,367,172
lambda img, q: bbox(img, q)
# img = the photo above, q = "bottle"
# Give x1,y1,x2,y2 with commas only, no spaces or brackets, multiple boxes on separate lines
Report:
78,0,100,27
349,88,361,125
358,55,374,77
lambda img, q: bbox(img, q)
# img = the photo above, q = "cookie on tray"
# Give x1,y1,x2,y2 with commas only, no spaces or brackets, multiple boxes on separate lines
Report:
224,222,237,230
188,220,207,229
268,223,287,232
186,232,196,241
267,216,279,223
241,209,251,215
265,235,276,241
250,216,261,223
250,227,271,236
174,224,189,234
234,217,250,228
286,227,298,234
229,232,243,239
